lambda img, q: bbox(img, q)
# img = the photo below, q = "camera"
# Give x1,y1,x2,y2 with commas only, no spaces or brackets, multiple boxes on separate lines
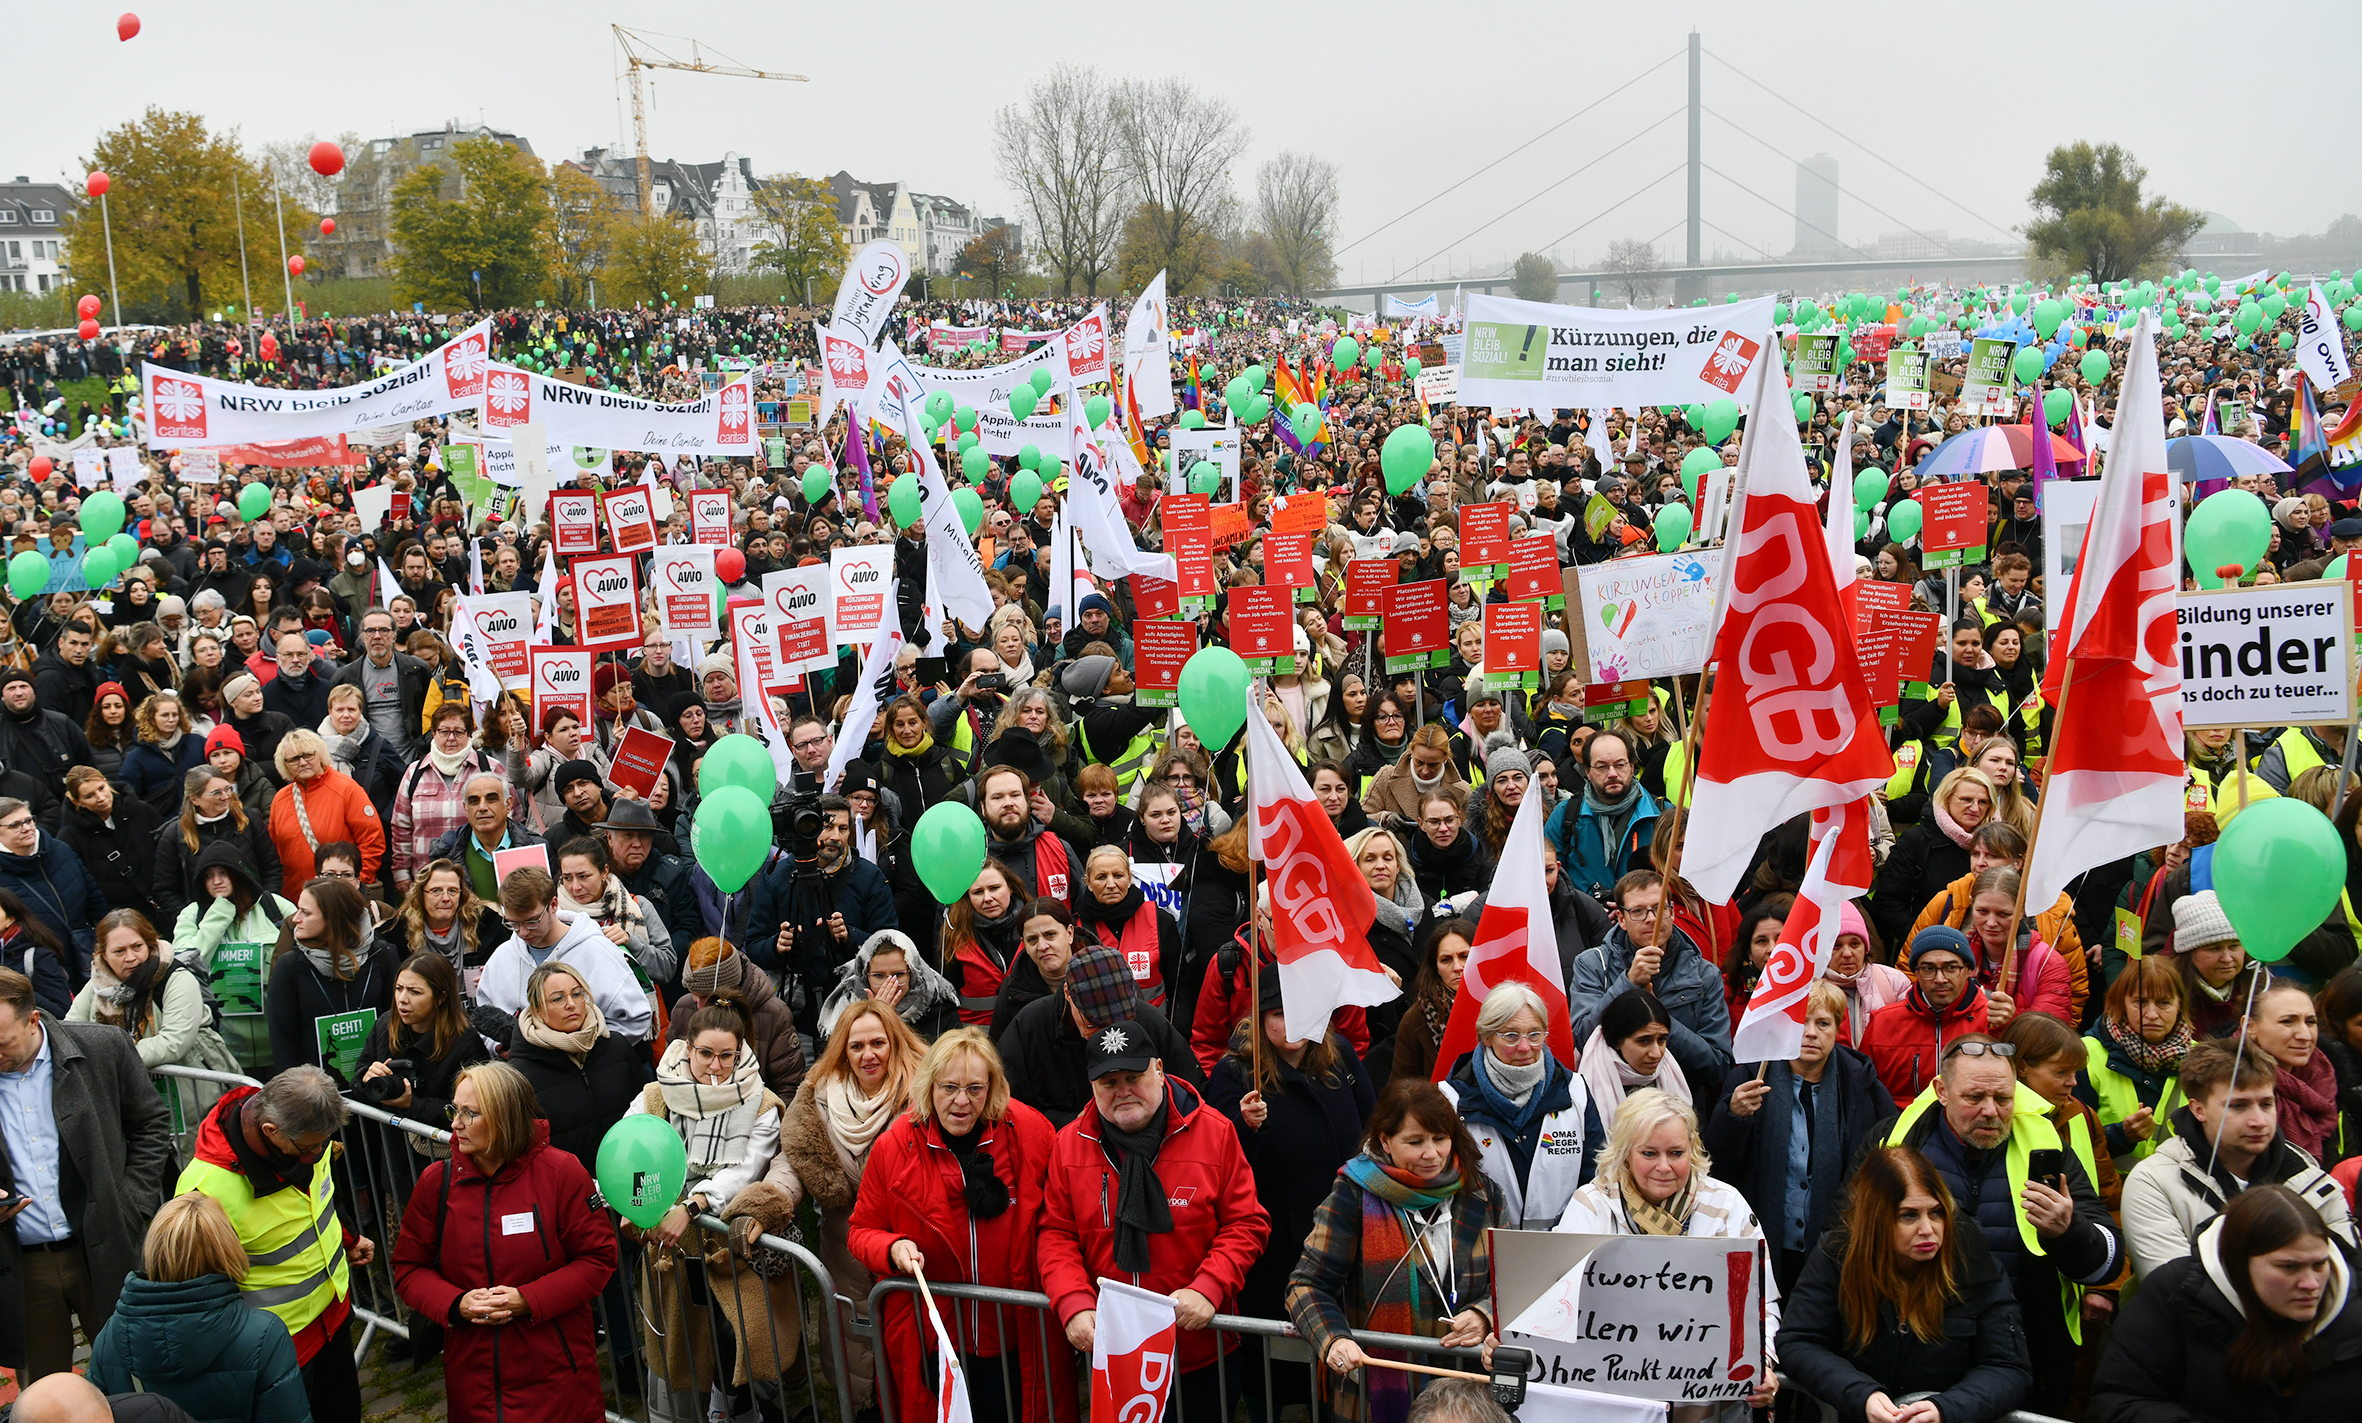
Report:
358,1058,413,1107
783,792,826,861
973,672,1008,693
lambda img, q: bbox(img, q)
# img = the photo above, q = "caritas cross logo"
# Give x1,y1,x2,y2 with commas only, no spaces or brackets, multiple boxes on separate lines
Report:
1698,331,1761,395
151,376,208,440
485,369,531,428
824,337,868,390
442,333,489,398
718,385,750,444
1065,313,1107,378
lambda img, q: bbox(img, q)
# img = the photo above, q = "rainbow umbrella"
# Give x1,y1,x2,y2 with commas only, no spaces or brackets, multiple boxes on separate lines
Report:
2166,434,2291,485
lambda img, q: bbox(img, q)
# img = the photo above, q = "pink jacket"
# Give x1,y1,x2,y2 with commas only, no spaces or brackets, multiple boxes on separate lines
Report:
1982,936,2072,1023
1837,963,1912,1046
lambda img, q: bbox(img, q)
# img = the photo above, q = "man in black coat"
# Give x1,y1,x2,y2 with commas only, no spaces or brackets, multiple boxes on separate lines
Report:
259,634,331,730
328,606,431,759
598,799,700,974
739,795,897,1017
1001,939,1202,1128
28,620,101,729
0,670,93,801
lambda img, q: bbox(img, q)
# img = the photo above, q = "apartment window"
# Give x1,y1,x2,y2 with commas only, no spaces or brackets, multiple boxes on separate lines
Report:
29,210,51,223
0,212,16,225
35,275,47,292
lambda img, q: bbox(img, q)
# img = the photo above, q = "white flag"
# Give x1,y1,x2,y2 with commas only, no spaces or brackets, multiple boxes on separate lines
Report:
826,602,904,794
1064,382,1175,583
730,616,795,795
2298,285,2355,395
1124,272,1174,418
1824,411,1857,590
1090,1279,1178,1423
918,1286,974,1423
533,545,560,642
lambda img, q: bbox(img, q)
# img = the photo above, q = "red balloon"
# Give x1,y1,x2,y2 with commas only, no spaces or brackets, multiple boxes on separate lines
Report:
116,12,138,41
84,171,109,198
259,332,279,362
77,320,98,340
715,547,746,583
76,294,100,320
308,141,344,177
286,255,305,276
319,217,335,236
27,457,51,481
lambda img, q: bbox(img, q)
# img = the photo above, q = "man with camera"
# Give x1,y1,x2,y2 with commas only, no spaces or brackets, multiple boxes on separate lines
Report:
740,793,896,1029
927,647,1007,757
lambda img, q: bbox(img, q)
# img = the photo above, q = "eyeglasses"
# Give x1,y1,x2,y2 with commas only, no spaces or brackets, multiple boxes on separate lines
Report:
539,987,590,1007
317,868,357,881
790,737,828,754
934,1082,990,1100
1617,903,1662,920
446,1105,483,1125
1941,1040,2016,1062
0,818,32,834
500,907,551,934
1488,1030,1549,1047
1375,711,1405,723
1914,961,1972,979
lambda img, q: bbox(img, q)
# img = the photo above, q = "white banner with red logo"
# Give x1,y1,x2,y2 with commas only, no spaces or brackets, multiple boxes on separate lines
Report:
478,363,755,455
828,545,895,644
1432,772,1576,1077
824,310,1110,455
689,489,734,547
831,239,912,348
450,591,535,695
653,547,720,640
142,320,495,449
599,485,659,555
1730,799,1872,1063
529,646,594,725
762,566,835,673
1090,1279,1179,1423
730,605,797,789
1459,294,1778,409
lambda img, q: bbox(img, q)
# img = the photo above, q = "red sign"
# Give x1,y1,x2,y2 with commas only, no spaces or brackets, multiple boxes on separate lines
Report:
206,436,364,468
1161,493,1210,543
1856,621,1904,708
1852,578,1912,632
600,485,658,555
1173,541,1215,599
1585,677,1653,711
569,554,641,651
1130,572,1179,622
689,489,733,546
1504,533,1561,603
1458,502,1514,570
1229,585,1294,666
1344,559,1398,628
391,490,412,523
1481,601,1542,682
1851,324,1895,362
1696,331,1762,395
608,726,676,800
1270,491,1328,534
1265,532,1315,594
1132,620,1198,708
1889,609,1942,684
1379,578,1448,669
550,491,599,555
1919,482,1989,564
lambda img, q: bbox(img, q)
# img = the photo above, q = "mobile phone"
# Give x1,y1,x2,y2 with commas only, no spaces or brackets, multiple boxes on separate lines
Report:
2026,1148,2065,1186
974,673,1008,692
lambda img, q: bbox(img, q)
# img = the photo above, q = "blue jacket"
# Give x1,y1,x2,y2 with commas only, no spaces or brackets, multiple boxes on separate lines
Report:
121,734,208,817
741,851,899,997
1544,786,1661,897
0,830,109,983
1565,925,1735,1092
86,1271,311,1423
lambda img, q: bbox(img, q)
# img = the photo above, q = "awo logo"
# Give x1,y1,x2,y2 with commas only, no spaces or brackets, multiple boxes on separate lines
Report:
485,369,531,428
663,560,703,591
583,568,631,597
473,609,519,639
1697,331,1761,395
775,584,819,616
442,333,489,398
717,384,750,444
152,377,208,440
542,663,584,686
838,562,881,589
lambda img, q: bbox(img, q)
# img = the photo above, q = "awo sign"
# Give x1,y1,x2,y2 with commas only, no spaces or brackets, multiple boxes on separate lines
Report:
763,566,833,673
657,548,719,639
465,592,534,688
529,646,594,726
550,491,599,556
828,544,893,643
689,489,733,547
570,553,641,651
600,486,657,554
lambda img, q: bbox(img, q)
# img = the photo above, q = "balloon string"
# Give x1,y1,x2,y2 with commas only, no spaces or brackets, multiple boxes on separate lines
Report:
2202,966,2268,1183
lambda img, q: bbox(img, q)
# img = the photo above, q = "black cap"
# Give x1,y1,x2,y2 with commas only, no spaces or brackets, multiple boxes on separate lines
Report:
1085,1019,1158,1080
2332,518,2362,539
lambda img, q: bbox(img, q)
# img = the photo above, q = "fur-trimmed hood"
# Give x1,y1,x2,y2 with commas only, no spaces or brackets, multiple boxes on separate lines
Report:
816,929,960,1037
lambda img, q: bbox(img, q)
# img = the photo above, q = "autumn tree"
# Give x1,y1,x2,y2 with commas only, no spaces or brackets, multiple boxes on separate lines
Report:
993,63,1127,296
955,224,1023,294
2023,142,2203,283
1511,252,1560,302
545,166,615,307
387,136,553,308
67,109,305,319
1111,77,1248,294
607,217,711,307
749,173,849,301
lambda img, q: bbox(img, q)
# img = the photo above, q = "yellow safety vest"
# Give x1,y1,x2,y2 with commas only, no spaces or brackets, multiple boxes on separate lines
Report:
2266,726,2330,789
1662,738,1692,809
2184,761,2280,820
178,1149,349,1343
1885,740,1928,806
2079,1035,2184,1170
1081,721,1162,798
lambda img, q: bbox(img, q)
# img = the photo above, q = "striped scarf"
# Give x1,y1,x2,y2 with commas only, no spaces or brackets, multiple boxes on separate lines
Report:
1339,1154,1465,1423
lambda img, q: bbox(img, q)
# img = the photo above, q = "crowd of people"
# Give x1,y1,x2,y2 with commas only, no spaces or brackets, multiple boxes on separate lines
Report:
0,271,2355,1423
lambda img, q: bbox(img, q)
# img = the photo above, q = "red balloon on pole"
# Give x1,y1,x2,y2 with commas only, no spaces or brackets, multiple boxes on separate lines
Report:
286,255,305,276
84,171,109,198
308,142,344,177
319,217,335,236
76,295,100,320
715,547,746,583
116,13,138,41
77,320,98,340
28,457,51,481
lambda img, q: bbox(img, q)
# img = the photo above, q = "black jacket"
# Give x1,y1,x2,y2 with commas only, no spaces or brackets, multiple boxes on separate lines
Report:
1000,995,1201,1128
353,1009,492,1131
1409,826,1493,901
1205,1039,1376,1317
1776,1225,2031,1423
329,650,432,757
0,704,95,799
1871,821,1973,954
508,1029,656,1182
259,670,330,733
1703,1048,1895,1265
263,936,399,1089
220,709,294,780
740,851,899,996
29,648,100,727
152,813,284,930
56,793,166,928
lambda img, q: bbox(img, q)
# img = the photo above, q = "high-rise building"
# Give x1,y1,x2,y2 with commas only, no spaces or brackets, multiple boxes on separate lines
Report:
1793,153,1840,256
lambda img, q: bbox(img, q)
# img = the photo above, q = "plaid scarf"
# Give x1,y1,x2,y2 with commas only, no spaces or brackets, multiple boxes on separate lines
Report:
2101,1015,2192,1078
1339,1153,1467,1423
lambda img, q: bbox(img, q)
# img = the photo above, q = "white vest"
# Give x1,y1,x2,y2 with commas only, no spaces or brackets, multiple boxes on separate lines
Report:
1441,1074,1597,1231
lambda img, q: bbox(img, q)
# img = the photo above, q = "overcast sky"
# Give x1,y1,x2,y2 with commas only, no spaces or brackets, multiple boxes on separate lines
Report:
16,1,2339,287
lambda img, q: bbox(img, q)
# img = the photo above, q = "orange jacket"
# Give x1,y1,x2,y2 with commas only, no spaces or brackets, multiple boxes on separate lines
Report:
268,768,385,887
1908,871,2089,1020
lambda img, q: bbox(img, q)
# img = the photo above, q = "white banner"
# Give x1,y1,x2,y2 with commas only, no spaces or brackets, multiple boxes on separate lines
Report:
1461,294,1780,409
1064,386,1176,584
479,363,755,456
1123,272,1174,417
831,239,912,348
2298,285,2354,394
828,316,1106,455
451,591,535,695
825,609,904,794
867,342,996,635
652,546,720,639
828,544,895,644
2178,582,2354,729
143,319,493,449
1384,293,1439,317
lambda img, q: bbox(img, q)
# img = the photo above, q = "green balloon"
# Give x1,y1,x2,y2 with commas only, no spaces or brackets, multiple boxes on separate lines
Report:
2213,798,2346,961
887,476,922,528
961,445,991,483
1792,392,1815,425
2261,293,2287,321
952,486,985,535
1010,385,1038,421
1177,647,1251,749
1224,375,1254,410
80,547,118,590
698,734,779,803
1239,394,1271,426
596,1114,690,1229
2079,351,2110,386
802,469,830,506
2186,489,2270,587
1364,349,1382,371
1888,498,1924,542
912,801,989,905
237,482,273,522
1085,395,1111,428
1852,468,1888,506
957,431,980,454
1681,404,1706,431
1653,504,1693,552
78,491,125,543
2042,389,2073,428
1030,366,1054,396
925,391,954,424
1244,363,1267,393
1010,471,1043,511
690,785,771,894
2011,348,2044,385
1682,447,1722,500
105,533,136,567
1332,337,1360,370
1017,444,1042,473
6,551,48,601
1702,398,1740,446
1291,409,1323,445
1853,508,1871,541
1381,424,1436,495
1404,358,1422,380
2277,332,2296,349
1179,410,1206,429
954,404,978,433
1188,460,1220,495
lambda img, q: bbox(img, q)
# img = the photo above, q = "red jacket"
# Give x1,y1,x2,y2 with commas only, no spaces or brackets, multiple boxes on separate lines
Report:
1190,932,1368,1072
846,1103,1073,1423
1038,1080,1272,1374
1859,984,1991,1105
392,1123,618,1423
267,767,386,885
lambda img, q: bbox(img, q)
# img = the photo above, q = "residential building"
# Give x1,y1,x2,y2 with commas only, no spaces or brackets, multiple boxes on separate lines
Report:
0,180,74,294
324,122,537,279
909,193,1021,278
570,148,769,273
828,172,922,272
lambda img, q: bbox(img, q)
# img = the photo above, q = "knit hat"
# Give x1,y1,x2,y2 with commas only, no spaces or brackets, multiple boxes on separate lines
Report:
1077,592,1113,620
0,668,31,696
838,764,881,802
593,662,627,701
1064,940,1139,1034
1061,655,1118,699
2173,890,2237,951
1541,629,1569,659
93,681,127,708
221,673,260,706
682,943,748,995
1907,924,1975,970
698,652,734,680
1838,901,1869,947
553,759,602,796
1391,532,1422,555
1486,746,1533,782
205,725,245,758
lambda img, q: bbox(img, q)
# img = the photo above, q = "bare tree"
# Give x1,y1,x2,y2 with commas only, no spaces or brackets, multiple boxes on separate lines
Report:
1600,238,1662,307
1111,77,1249,294
992,64,1127,297
1253,152,1340,296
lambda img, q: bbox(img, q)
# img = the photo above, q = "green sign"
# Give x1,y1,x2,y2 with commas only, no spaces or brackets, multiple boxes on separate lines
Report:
1793,332,1840,391
1962,338,2016,408
315,1009,377,1085
1886,350,1930,411
1463,321,1549,384
212,941,267,1016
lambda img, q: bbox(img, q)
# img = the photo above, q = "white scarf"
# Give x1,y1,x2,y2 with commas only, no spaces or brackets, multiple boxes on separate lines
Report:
656,1038,766,1174
427,743,475,779
1577,1024,1692,1116
820,1073,899,1185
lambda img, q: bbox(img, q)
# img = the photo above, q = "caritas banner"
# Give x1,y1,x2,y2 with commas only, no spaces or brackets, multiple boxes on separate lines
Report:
1460,294,1779,409
826,309,1112,455
479,363,756,455
1090,1279,1179,1423
143,319,495,449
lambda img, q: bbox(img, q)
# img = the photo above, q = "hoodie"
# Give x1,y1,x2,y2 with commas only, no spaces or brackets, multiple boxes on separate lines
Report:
817,928,961,1040
475,910,655,1043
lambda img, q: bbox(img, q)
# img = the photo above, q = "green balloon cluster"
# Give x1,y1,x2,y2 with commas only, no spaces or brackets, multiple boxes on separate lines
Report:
690,785,771,893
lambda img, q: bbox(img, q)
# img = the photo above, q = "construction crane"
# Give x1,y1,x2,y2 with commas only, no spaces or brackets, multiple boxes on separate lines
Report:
613,26,807,217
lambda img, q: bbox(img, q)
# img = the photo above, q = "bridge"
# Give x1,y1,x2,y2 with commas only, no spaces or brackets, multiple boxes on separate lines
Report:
1313,254,2031,303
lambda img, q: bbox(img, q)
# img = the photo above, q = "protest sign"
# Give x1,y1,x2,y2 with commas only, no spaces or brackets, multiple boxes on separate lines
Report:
655,548,720,639
1892,610,1943,689
107,447,142,492
1962,338,2016,409
1133,620,1198,708
1458,502,1514,582
1482,601,1543,691
1170,425,1242,503
550,491,599,555
71,451,104,487
608,727,677,801
492,844,551,884
1415,364,1460,405
1584,679,1655,720
1265,531,1316,602
763,566,834,672
1886,349,1930,411
1505,533,1564,606
2177,582,2353,729
1851,324,1894,362
1379,580,1450,671
734,602,789,699
1793,333,1840,392
1917,483,1989,569
178,449,221,482
529,646,594,725
1343,559,1397,631
828,545,894,643
315,1010,376,1085
570,554,641,651
1575,551,1718,683
690,488,733,547
1209,503,1252,551
1270,491,1327,534
1495,1228,1767,1407
142,319,494,448
480,363,755,455
1130,572,1180,623
600,484,658,554
1229,585,1295,673
2040,478,2100,630
1461,294,1778,408
457,591,534,691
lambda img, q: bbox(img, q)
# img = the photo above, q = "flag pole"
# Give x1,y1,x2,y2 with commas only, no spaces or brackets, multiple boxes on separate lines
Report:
1667,669,1714,886
1998,654,2078,995
1248,757,1264,1089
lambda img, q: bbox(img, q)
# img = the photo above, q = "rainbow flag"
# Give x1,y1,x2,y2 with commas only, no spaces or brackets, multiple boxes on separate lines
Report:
2296,376,2362,501
1181,352,1201,411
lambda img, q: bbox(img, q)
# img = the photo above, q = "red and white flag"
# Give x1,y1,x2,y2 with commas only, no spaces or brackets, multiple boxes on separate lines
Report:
1247,689,1397,1042
1824,411,1859,625
919,1286,974,1423
1090,1278,1179,1423
1729,798,1873,1063
1431,779,1576,1077
1685,341,1893,904
2025,309,2184,910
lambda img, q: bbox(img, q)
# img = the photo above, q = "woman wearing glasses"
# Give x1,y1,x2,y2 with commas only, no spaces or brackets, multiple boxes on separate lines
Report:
1440,983,1594,1229
264,729,386,892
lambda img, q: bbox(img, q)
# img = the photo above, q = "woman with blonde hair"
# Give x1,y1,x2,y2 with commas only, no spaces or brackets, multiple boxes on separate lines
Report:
266,726,386,888
69,909,243,1119
395,858,491,988
848,1027,1068,1423
1871,767,1999,952
122,689,207,817
87,1192,311,1423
